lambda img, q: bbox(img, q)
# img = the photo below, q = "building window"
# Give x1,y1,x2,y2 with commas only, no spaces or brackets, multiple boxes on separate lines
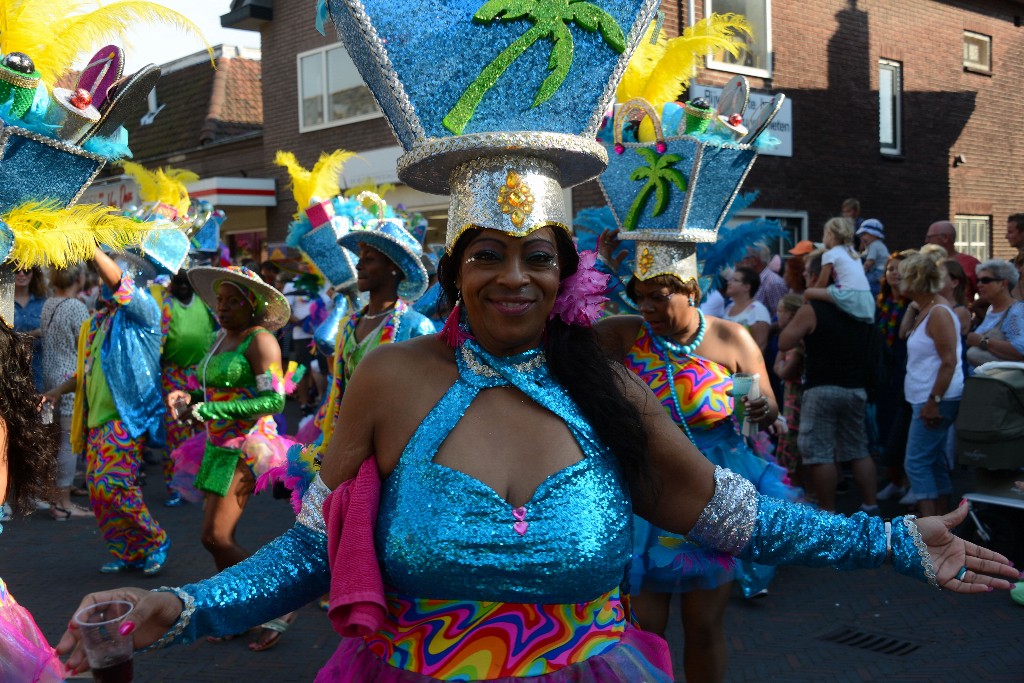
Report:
298,43,380,132
878,59,902,156
962,31,992,74
705,0,772,78
953,215,990,261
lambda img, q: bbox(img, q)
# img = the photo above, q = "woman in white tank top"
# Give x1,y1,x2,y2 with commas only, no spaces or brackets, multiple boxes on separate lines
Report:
899,255,962,518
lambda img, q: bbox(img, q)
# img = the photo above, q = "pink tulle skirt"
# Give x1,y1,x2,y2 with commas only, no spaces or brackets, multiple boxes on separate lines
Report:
170,430,295,503
0,579,65,683
313,626,673,683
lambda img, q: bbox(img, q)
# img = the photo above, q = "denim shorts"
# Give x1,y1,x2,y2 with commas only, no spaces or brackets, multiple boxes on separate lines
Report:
904,400,960,499
797,385,870,465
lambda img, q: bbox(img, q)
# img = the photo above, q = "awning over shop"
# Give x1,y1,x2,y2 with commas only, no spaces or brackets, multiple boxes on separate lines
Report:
79,175,276,208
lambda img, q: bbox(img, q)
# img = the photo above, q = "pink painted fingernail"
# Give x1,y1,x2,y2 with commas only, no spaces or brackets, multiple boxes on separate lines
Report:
118,621,135,636
987,586,994,592
960,498,968,507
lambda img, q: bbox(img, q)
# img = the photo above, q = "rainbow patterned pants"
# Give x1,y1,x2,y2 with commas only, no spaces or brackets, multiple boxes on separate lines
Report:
162,364,200,486
86,421,168,563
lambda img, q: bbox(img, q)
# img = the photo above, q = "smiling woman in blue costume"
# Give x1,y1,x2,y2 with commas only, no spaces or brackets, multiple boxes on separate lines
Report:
59,182,1021,681
58,0,1020,678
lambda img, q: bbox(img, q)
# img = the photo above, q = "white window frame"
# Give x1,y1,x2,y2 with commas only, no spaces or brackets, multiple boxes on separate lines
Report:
297,43,381,133
953,214,990,261
962,30,992,74
705,0,773,79
878,59,902,156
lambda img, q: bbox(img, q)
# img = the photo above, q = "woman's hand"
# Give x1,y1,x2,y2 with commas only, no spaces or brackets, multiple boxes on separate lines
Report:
742,395,774,426
597,228,627,272
915,502,1021,593
57,588,184,674
165,390,191,414
919,400,943,428
965,332,982,348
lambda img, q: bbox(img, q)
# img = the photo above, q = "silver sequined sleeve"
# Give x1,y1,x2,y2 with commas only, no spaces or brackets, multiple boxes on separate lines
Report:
297,474,331,535
687,467,933,577
687,466,758,554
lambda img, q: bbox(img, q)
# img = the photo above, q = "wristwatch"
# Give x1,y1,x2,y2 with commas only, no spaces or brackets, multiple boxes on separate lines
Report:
980,336,990,350
930,394,943,404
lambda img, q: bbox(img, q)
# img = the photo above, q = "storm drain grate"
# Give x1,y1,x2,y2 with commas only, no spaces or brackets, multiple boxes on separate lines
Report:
816,626,922,656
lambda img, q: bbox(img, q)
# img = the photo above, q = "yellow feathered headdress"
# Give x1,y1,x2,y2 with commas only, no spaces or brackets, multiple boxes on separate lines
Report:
120,162,199,219
616,14,751,141
343,179,395,205
3,200,150,269
274,150,357,220
0,0,213,89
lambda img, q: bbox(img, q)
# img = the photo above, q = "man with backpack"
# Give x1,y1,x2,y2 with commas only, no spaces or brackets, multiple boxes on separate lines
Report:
778,250,880,513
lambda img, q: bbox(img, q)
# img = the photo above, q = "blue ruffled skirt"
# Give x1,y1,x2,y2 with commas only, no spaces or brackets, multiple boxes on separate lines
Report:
630,421,797,596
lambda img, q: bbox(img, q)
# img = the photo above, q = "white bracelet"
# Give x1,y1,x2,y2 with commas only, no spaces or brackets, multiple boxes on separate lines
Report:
190,403,206,423
884,520,892,562
141,586,196,651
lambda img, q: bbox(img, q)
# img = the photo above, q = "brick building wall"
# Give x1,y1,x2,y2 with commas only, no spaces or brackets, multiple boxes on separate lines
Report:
258,0,1024,258
655,0,1024,258
257,4,398,242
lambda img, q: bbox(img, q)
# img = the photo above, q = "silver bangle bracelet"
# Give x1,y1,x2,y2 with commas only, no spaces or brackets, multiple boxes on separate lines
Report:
141,586,196,651
884,520,892,562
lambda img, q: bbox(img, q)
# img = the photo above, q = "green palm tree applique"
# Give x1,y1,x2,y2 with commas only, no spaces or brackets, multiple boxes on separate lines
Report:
623,148,687,231
443,0,626,134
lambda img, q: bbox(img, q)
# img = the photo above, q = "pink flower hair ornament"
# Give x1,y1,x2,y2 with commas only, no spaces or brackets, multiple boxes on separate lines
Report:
548,250,609,327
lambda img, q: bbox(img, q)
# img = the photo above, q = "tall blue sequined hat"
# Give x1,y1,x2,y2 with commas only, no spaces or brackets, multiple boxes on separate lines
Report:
322,0,661,252
597,77,781,284
338,192,428,301
599,97,758,247
287,196,365,290
127,198,215,276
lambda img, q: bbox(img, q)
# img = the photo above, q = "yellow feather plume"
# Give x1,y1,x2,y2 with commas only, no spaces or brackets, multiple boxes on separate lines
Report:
342,180,395,201
3,200,151,268
615,21,667,104
622,14,750,141
0,0,213,90
640,14,751,111
275,150,357,219
119,162,198,217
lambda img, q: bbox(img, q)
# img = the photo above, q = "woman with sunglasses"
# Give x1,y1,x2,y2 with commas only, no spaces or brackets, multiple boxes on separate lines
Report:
965,260,1024,369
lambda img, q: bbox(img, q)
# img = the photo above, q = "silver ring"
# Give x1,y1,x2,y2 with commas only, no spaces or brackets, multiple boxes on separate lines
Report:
955,565,968,581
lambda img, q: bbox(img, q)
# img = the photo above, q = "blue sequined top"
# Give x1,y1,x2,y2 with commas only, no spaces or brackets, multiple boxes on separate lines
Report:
376,340,633,604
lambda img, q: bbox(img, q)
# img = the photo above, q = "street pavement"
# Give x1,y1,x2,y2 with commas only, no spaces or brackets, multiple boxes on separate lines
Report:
2,454,1021,681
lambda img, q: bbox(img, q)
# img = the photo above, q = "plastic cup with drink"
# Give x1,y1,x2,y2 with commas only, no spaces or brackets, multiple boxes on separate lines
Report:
731,372,761,438
72,600,135,683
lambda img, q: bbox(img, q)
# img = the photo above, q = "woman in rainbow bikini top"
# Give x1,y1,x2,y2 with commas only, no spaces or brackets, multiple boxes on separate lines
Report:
60,225,1018,682
596,240,795,683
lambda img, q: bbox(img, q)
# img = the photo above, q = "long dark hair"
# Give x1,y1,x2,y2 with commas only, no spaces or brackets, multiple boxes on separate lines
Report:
438,228,651,492
0,323,57,514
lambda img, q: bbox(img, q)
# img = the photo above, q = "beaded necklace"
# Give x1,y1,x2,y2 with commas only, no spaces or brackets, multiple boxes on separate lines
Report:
645,309,707,443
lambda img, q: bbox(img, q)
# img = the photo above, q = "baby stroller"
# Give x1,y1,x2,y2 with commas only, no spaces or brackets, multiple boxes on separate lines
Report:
955,362,1024,566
